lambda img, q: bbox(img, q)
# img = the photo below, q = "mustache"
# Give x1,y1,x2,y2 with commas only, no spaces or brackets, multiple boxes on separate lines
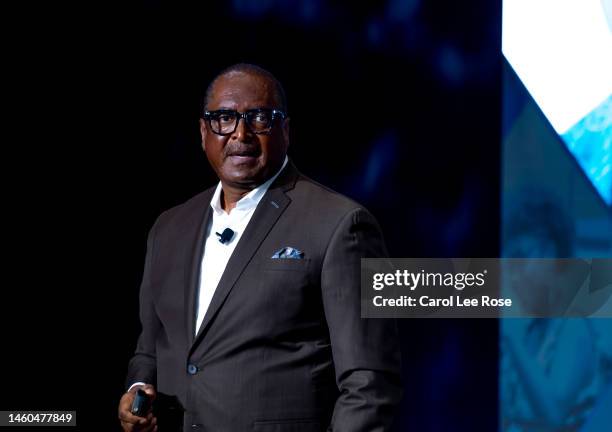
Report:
224,142,261,157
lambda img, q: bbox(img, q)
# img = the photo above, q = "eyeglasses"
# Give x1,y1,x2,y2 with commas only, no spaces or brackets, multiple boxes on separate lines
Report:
202,108,286,135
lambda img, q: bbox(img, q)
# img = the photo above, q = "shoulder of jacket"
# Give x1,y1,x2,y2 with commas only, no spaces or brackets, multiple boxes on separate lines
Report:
153,186,216,230
292,173,369,216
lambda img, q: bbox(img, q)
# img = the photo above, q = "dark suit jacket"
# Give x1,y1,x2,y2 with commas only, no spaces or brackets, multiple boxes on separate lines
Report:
125,161,402,431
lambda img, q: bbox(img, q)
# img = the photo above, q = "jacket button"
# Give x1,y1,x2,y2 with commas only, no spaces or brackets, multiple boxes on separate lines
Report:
187,364,198,375
191,424,201,429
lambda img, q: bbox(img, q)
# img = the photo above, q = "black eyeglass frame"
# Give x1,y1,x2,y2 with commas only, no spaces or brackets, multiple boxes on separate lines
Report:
202,108,287,135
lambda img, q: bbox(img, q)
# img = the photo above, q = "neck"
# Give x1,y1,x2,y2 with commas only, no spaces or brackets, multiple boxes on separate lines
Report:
220,184,252,214
218,157,288,213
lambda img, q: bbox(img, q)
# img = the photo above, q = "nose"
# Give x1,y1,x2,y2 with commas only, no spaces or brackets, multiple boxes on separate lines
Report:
231,115,254,141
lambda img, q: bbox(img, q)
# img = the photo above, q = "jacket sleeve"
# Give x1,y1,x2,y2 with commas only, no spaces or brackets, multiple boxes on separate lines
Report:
321,208,402,431
124,217,162,391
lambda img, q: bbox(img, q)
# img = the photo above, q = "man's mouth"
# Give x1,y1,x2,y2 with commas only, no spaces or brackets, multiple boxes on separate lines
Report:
227,149,260,163
228,150,259,157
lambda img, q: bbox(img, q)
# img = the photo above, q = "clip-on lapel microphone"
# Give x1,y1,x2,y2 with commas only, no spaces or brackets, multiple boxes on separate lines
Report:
216,228,235,244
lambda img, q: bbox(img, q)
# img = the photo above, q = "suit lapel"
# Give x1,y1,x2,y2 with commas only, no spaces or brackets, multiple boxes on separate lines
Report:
189,162,298,353
185,192,214,348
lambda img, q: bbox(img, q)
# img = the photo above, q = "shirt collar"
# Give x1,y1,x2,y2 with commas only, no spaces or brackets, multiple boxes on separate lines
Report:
210,156,289,215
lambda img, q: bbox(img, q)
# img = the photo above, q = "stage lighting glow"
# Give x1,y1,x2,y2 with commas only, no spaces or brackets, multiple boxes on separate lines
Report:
503,0,612,205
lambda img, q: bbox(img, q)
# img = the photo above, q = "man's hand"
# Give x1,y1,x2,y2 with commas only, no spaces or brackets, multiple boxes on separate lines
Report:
118,384,157,432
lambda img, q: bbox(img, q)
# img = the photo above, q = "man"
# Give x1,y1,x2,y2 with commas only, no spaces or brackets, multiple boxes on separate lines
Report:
119,64,402,432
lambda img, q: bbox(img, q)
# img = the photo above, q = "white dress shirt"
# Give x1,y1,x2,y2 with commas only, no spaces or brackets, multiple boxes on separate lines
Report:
128,157,288,392
194,156,288,334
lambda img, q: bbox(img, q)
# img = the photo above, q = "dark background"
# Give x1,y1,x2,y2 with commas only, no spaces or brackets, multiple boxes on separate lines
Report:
3,1,500,430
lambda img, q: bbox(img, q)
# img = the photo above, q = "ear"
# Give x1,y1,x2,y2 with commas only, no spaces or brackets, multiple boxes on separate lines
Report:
199,118,208,151
282,117,290,152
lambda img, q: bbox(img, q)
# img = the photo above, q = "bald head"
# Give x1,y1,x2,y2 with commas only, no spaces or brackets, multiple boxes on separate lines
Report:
203,63,287,113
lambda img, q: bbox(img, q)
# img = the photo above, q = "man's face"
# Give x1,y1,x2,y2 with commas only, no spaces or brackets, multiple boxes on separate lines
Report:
200,72,289,189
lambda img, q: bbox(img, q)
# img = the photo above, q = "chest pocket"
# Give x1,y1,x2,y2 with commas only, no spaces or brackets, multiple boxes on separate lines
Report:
262,258,312,272
249,258,319,329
